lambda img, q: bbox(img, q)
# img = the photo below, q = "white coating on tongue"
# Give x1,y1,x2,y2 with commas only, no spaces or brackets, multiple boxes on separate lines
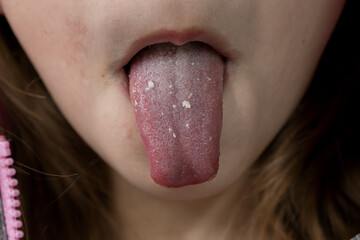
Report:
129,42,224,187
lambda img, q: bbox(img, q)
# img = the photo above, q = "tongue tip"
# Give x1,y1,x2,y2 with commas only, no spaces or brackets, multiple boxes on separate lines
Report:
151,174,217,188
150,161,219,188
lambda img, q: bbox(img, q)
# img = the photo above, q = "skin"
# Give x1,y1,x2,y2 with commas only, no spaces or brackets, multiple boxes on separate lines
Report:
1,0,345,239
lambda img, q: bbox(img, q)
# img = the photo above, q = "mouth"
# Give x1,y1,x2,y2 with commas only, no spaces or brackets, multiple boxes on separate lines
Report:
113,27,234,78
128,41,225,187
111,27,230,187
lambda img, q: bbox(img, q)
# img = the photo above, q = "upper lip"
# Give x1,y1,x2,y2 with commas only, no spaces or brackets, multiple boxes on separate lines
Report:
114,27,236,72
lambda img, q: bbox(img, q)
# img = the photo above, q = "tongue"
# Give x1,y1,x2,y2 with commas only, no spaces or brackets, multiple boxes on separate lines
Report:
129,42,224,187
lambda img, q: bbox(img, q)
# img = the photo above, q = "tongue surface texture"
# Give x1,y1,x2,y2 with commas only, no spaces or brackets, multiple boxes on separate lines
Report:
129,42,224,187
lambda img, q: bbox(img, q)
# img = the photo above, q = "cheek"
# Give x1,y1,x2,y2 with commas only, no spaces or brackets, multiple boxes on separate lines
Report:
2,0,140,155
3,1,90,97
219,0,345,179
61,16,89,78
3,1,86,60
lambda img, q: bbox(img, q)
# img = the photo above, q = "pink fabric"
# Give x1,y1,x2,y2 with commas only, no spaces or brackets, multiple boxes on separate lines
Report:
0,135,24,240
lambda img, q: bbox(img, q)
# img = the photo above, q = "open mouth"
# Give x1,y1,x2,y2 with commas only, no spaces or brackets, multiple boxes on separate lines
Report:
126,41,225,188
124,41,227,77
116,27,233,76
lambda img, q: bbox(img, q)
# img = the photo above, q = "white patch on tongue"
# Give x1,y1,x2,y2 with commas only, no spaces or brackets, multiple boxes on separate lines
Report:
129,42,224,187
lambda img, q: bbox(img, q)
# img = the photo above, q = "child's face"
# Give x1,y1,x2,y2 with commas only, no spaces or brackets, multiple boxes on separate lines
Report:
1,0,344,199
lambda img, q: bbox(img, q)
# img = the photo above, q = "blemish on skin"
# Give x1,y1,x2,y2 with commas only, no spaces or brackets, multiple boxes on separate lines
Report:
182,101,191,109
169,85,173,89
168,127,172,132
161,112,164,116
134,100,138,106
186,123,189,128
172,104,177,109
145,80,155,91
173,133,177,138
64,17,89,77
119,123,134,140
197,78,200,81
191,62,195,66
207,77,212,81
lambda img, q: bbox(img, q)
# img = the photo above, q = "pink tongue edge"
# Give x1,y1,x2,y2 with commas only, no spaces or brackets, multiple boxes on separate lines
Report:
128,42,224,188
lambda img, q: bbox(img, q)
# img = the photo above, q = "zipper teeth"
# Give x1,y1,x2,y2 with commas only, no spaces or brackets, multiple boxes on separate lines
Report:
0,136,24,240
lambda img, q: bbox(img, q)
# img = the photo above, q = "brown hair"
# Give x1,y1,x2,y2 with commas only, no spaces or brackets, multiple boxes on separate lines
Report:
0,0,359,239
240,0,360,239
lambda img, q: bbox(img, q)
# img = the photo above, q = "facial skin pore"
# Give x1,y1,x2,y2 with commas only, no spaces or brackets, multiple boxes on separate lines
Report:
0,0,345,238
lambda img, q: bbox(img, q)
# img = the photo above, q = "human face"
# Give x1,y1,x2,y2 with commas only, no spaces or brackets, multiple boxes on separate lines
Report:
1,0,345,199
